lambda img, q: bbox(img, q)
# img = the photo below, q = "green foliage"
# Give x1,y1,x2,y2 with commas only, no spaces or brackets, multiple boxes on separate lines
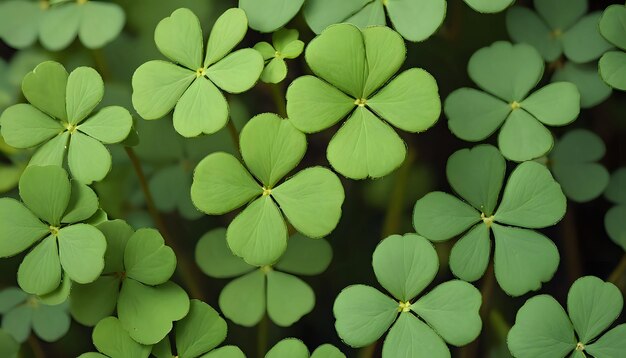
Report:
445,41,580,162
196,229,331,327
508,276,626,357
599,4,626,90
265,338,345,358
254,28,304,84
78,316,150,358
0,329,19,358
334,234,481,357
605,168,626,251
239,0,304,33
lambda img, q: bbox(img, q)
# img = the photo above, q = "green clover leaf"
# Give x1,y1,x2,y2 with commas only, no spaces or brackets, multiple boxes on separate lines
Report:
0,329,19,358
0,165,105,295
191,113,344,265
549,129,610,203
413,145,566,296
0,287,70,343
599,4,626,91
254,28,304,84
508,276,626,357
445,42,580,162
265,338,345,358
0,61,133,184
150,299,245,358
604,168,626,251
333,234,482,357
239,0,304,33
196,228,332,327
552,62,612,108
132,8,263,138
77,316,151,358
287,24,440,179
303,0,446,42
462,0,514,14
0,0,125,50
69,220,190,345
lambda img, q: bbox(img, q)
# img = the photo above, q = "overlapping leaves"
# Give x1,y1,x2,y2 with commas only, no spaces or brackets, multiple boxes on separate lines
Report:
265,338,344,358
508,276,626,357
445,42,580,161
604,168,626,251
0,165,106,295
0,61,133,184
413,145,566,296
239,0,304,33
69,220,189,345
599,4,626,91
286,23,440,179
78,317,151,358
132,8,263,137
254,28,304,84
191,113,344,265
196,229,332,327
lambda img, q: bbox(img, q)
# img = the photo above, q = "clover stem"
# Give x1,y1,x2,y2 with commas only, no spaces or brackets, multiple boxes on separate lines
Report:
459,262,495,358
257,314,269,358
28,335,46,358
608,254,626,289
226,119,240,150
382,147,416,237
560,206,583,284
267,82,287,118
124,146,205,300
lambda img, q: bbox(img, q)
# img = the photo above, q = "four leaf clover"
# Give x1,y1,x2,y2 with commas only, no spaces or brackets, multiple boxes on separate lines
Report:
132,8,263,137
445,41,580,162
413,145,566,296
604,168,626,251
69,219,190,345
265,338,344,358
254,28,304,84
333,234,482,357
0,61,133,184
0,165,106,295
191,113,344,265
508,276,626,357
286,23,441,179
196,228,332,327
599,4,626,91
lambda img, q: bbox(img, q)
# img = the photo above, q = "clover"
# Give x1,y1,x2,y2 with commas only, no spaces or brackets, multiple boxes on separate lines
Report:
334,234,482,357
254,28,304,84
604,168,626,251
265,338,345,358
548,129,609,203
0,287,70,343
150,300,245,358
413,145,566,296
239,0,304,32
132,8,263,138
445,41,580,162
69,219,190,345
0,165,106,295
599,4,626,91
78,317,151,358
196,228,332,327
0,61,133,184
191,113,344,265
506,0,613,108
508,276,626,357
0,329,18,358
286,23,440,179
0,0,125,50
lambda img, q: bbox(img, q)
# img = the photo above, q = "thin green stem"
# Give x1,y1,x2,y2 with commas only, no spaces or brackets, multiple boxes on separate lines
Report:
381,147,416,237
28,335,45,358
226,119,240,150
257,314,269,358
608,254,626,287
561,205,582,284
460,262,495,358
269,83,287,118
124,146,205,299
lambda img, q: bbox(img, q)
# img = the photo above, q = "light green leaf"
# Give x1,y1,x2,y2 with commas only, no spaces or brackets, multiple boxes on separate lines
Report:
275,234,332,276
266,338,308,358
219,270,265,327
176,300,227,358
372,234,438,302
19,165,70,226
498,109,553,162
118,280,190,345
286,75,354,133
599,51,626,91
66,67,103,125
57,224,106,284
227,196,287,266
21,61,68,121
505,6,560,62
599,5,626,50
28,132,69,167
61,180,98,224
2,304,31,343
327,107,406,179
562,12,612,64
79,1,125,49
68,132,112,184
195,228,254,279
0,104,63,148
77,106,133,144
333,284,397,347
272,167,344,238
412,192,480,242
69,276,120,326
260,58,287,84
39,5,80,51
385,0,447,42
93,317,150,358
492,224,559,296
0,198,48,258
204,8,248,67
267,270,314,326
368,68,441,133
382,313,450,357
553,62,612,109
450,224,491,282
361,26,405,97
125,228,176,285
586,324,626,357
311,344,345,358
464,0,514,13
255,41,275,60
521,82,579,126
0,1,41,49
17,235,61,295
507,295,576,358
201,345,246,358
303,0,371,34
445,88,511,142
495,161,566,228
605,168,626,204
154,8,203,70
535,0,586,30
239,0,304,32
98,219,133,274
206,49,263,93
173,77,228,137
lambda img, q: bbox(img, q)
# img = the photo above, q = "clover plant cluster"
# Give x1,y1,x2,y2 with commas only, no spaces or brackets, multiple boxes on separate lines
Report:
0,1,624,357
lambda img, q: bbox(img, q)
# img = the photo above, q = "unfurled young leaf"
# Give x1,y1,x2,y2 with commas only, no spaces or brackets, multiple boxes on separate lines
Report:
69,220,189,345
196,228,332,327
599,4,626,90
191,113,344,265
254,28,304,84
445,42,580,161
239,0,304,33
604,168,626,251
333,234,481,357
287,24,441,179
0,165,106,295
508,276,626,357
132,8,263,137
413,145,565,296
0,61,133,184
265,338,345,358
